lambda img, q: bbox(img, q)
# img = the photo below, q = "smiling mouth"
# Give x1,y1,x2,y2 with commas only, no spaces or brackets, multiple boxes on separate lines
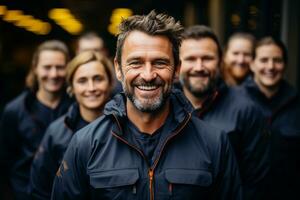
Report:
233,64,249,68
262,71,277,78
47,79,63,84
85,95,100,99
136,85,159,91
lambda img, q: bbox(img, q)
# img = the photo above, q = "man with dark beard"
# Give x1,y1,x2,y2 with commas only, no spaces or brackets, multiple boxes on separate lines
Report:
51,11,242,200
178,25,269,200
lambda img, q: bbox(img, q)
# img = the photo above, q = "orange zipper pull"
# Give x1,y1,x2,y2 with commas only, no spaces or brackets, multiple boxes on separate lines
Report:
168,183,173,196
148,169,154,200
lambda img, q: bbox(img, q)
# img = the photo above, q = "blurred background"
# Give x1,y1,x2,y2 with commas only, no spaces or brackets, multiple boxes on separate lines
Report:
0,0,299,112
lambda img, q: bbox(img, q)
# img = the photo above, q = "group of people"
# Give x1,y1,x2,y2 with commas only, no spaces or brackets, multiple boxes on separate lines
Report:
0,10,299,200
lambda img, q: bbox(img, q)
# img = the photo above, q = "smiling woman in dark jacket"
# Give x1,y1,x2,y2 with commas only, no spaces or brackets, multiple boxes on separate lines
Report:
244,37,300,199
28,51,115,200
0,40,72,200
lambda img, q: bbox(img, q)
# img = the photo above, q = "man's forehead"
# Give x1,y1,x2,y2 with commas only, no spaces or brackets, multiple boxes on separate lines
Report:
124,31,170,46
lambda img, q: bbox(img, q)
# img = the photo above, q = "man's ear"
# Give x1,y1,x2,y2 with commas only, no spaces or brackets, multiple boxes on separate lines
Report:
114,58,122,82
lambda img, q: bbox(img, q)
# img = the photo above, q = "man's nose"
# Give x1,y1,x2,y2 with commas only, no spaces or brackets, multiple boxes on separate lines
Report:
237,54,246,64
140,63,157,81
194,59,204,71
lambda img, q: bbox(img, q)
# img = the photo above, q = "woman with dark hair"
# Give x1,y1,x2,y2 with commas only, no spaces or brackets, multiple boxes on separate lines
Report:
0,40,72,200
244,36,300,199
29,51,114,199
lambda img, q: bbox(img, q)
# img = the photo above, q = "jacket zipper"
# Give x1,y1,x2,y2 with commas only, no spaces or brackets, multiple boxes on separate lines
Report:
111,113,191,200
148,169,154,200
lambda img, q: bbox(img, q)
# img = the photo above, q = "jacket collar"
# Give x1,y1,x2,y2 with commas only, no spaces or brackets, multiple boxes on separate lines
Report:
105,89,193,136
64,102,82,132
243,76,298,110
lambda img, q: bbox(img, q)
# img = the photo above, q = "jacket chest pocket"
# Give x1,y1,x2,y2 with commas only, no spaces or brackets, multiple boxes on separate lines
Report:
165,169,213,200
89,168,139,200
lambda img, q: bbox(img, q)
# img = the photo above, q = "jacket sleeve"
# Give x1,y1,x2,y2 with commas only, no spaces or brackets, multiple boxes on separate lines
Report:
0,104,19,197
212,131,243,200
29,125,59,200
51,132,89,200
239,104,270,200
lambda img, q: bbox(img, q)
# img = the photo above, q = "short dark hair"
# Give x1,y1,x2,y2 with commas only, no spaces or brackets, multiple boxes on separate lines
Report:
115,10,183,68
254,36,288,64
26,40,69,91
181,25,222,59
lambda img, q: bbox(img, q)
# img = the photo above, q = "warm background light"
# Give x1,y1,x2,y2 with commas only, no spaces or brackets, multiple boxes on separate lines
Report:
108,8,133,35
48,8,83,35
0,5,51,35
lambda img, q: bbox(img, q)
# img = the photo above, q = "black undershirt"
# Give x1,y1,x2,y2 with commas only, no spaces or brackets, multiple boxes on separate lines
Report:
127,110,175,166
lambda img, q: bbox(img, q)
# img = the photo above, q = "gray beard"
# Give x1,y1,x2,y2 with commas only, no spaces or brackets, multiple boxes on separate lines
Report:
125,88,167,113
122,81,171,113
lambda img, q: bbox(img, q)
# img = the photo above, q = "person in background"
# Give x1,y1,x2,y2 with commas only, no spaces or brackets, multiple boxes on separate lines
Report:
76,32,108,56
243,36,300,199
51,11,242,200
178,25,269,200
29,51,115,200
76,31,122,96
222,32,255,86
0,40,72,200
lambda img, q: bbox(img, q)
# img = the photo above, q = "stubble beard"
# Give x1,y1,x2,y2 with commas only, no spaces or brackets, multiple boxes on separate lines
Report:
180,73,218,98
121,75,171,113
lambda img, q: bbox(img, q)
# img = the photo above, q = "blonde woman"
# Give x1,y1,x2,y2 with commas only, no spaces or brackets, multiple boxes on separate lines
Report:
29,51,114,199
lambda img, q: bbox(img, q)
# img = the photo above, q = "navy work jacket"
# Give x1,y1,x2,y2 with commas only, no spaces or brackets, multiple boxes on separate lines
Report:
51,90,242,200
242,77,300,200
0,89,72,199
29,102,86,199
175,81,270,200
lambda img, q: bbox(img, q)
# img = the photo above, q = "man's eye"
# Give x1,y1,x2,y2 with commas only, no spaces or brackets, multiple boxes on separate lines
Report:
203,56,214,61
43,65,51,70
260,58,268,63
153,61,168,68
184,57,196,62
128,61,141,67
56,65,65,70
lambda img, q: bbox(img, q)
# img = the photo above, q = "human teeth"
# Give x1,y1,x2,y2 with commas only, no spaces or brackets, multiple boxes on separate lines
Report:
87,95,98,99
137,85,158,90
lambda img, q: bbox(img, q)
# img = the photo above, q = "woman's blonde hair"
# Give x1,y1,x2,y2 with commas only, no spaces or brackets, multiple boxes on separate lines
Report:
66,51,115,96
25,40,69,92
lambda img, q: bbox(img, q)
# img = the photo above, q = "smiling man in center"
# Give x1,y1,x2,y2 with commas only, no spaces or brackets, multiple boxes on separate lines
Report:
51,11,242,200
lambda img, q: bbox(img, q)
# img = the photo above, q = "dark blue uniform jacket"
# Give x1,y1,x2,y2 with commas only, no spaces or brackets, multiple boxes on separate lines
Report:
242,76,300,200
29,102,88,200
51,90,242,200
175,81,270,200
0,89,72,199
